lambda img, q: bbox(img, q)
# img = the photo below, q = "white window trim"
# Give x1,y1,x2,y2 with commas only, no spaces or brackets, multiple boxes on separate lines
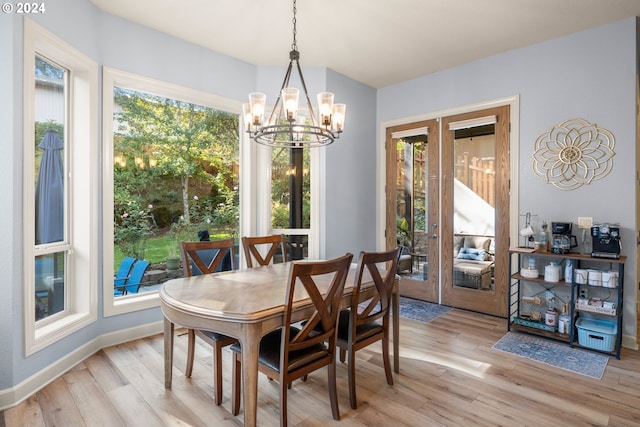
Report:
23,19,98,355
102,67,243,316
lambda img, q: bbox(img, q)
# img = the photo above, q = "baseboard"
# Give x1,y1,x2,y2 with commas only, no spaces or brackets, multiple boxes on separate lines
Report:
0,320,164,411
622,333,638,351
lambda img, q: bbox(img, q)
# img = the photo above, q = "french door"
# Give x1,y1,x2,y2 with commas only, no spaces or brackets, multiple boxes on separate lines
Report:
385,119,439,303
386,106,510,317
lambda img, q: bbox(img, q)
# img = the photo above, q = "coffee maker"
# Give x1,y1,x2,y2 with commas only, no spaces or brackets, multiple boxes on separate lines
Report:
551,222,578,254
591,223,621,259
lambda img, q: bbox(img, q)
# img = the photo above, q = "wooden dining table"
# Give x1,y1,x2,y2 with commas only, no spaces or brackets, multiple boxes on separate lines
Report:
159,260,400,427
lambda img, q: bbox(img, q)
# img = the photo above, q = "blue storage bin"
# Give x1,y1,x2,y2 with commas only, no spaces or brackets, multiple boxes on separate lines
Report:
575,318,616,352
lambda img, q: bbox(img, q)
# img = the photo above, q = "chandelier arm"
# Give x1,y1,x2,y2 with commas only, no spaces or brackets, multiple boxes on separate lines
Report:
267,60,295,126
294,59,319,128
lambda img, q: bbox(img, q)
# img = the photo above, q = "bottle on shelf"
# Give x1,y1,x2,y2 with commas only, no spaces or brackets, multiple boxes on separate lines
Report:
538,221,548,252
565,259,573,284
558,300,571,334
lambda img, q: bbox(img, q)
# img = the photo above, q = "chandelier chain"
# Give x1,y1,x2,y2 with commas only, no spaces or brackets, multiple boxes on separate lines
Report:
291,0,297,52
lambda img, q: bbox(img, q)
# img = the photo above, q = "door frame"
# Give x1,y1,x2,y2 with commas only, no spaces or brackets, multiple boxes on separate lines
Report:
378,96,520,314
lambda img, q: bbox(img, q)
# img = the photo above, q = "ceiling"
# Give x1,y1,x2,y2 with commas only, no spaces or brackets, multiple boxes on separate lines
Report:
89,0,640,89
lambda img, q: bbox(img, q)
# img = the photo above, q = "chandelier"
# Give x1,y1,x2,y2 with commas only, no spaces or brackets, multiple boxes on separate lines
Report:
243,0,346,148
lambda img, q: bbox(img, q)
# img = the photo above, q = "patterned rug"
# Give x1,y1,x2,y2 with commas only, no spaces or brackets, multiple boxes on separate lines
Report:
492,332,609,379
398,297,451,323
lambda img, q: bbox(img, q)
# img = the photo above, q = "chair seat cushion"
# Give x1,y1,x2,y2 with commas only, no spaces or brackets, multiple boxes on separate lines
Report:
336,309,383,342
230,326,328,372
198,329,236,343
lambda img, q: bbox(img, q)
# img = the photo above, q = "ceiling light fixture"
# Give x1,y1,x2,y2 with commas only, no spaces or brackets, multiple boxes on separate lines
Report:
243,0,346,148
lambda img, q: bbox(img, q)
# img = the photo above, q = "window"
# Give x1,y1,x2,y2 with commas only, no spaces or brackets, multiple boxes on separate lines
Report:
103,68,241,316
23,20,98,355
271,147,311,259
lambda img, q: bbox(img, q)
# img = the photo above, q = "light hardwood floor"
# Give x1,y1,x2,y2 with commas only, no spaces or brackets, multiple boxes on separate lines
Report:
3,308,640,426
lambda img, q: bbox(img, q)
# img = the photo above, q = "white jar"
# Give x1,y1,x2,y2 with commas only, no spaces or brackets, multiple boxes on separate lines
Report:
544,263,562,282
588,270,602,286
545,309,558,328
558,314,571,334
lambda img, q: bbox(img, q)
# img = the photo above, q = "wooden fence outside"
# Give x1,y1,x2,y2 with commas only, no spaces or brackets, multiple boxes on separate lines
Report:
455,153,495,207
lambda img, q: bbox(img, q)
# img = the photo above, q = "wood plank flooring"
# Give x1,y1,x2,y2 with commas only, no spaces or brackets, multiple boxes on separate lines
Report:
3,308,640,426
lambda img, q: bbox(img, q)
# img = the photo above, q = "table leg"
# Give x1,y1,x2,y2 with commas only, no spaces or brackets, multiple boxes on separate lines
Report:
240,325,262,427
392,279,399,373
164,317,174,389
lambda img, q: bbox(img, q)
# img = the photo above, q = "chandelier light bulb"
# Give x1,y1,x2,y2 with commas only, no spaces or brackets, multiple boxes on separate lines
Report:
317,92,334,127
248,92,266,126
242,103,252,132
332,103,346,132
281,87,299,122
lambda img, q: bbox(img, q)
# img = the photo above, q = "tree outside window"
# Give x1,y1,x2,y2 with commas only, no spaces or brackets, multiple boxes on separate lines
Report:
112,88,239,272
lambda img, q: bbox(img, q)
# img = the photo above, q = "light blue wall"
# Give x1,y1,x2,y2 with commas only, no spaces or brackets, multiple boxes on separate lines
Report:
378,18,638,339
324,69,377,258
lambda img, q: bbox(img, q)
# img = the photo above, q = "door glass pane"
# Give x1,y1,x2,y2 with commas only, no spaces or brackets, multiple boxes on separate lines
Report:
396,135,428,280
452,125,496,291
112,87,240,295
34,55,67,320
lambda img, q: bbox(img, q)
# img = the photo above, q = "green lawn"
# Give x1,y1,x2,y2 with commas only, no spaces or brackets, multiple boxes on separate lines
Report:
114,228,237,273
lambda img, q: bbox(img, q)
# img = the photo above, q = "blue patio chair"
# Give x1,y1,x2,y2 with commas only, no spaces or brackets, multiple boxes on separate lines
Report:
114,257,137,288
114,260,150,296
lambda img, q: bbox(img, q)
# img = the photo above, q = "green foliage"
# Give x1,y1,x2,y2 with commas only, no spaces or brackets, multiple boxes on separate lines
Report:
397,216,412,245
113,87,239,223
111,86,240,262
114,196,155,260
270,147,311,229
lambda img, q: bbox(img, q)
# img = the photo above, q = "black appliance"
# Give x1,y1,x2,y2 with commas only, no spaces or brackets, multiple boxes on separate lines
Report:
551,222,577,254
591,224,621,259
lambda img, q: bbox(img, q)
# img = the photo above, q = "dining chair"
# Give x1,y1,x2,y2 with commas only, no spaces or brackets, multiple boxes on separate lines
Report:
230,252,354,426
241,234,287,268
180,238,238,406
337,247,400,409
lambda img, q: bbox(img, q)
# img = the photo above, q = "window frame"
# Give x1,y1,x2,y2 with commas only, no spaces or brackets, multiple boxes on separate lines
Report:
23,19,99,355
102,67,243,316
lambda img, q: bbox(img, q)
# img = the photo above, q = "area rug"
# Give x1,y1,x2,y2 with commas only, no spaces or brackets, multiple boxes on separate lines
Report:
398,297,451,324
492,332,608,379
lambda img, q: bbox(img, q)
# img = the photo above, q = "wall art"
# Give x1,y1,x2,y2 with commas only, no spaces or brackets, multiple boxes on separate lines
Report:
532,118,615,190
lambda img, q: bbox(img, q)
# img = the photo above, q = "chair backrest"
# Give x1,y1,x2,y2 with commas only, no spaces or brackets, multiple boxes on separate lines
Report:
180,238,236,277
114,257,137,286
115,257,137,279
122,260,150,294
351,248,401,327
280,253,353,370
242,234,287,268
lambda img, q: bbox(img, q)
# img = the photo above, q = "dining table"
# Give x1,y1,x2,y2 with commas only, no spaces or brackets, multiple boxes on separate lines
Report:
159,260,400,427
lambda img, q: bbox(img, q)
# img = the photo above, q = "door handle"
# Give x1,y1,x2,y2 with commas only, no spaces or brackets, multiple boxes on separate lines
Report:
431,234,438,239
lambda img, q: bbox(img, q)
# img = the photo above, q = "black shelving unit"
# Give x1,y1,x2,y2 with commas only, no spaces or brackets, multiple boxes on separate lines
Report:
508,248,625,359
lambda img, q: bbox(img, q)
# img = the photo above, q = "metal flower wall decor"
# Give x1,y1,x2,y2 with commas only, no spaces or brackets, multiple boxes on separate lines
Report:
532,118,616,190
